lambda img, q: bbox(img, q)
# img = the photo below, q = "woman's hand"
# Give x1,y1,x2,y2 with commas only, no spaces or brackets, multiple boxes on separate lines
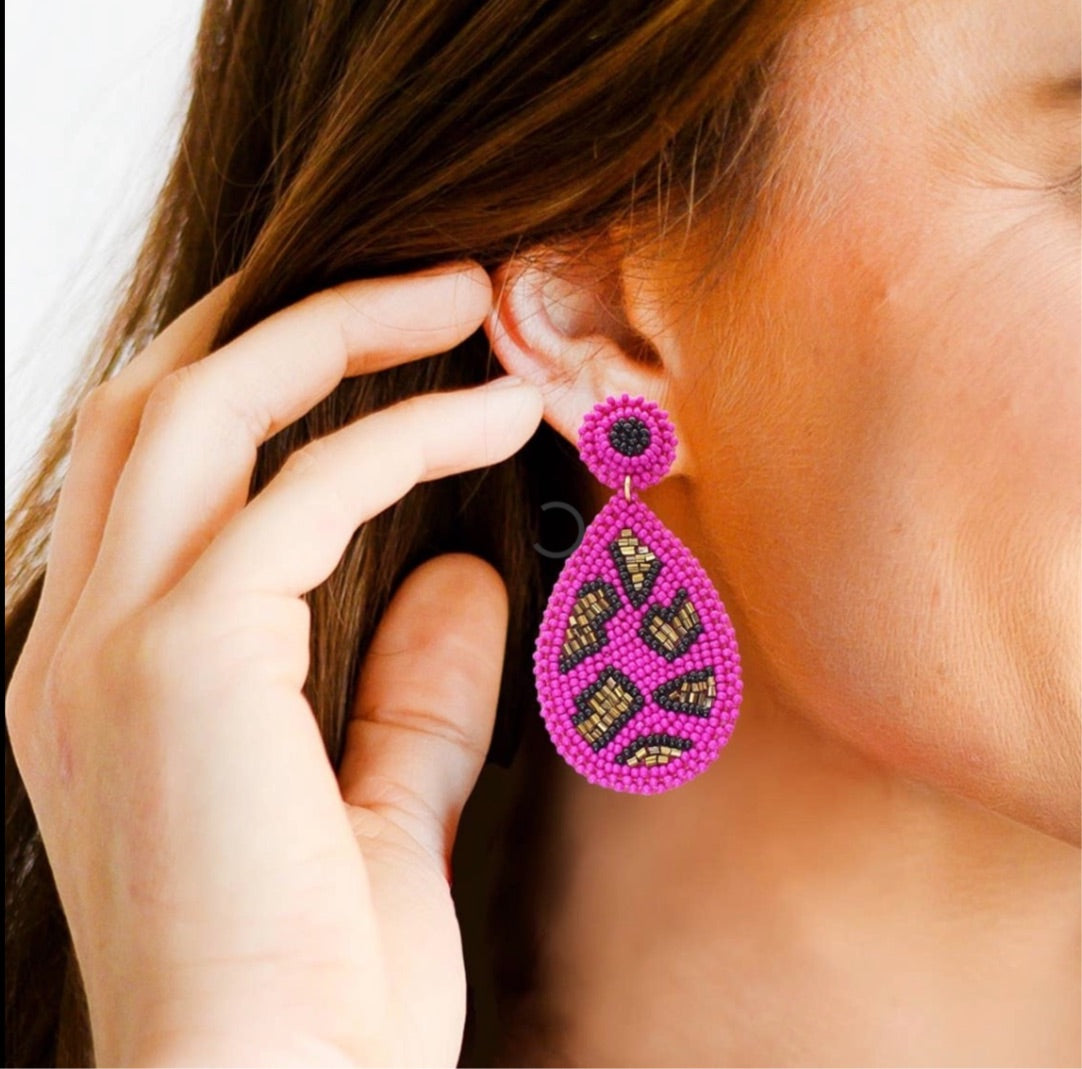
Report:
5,263,542,1067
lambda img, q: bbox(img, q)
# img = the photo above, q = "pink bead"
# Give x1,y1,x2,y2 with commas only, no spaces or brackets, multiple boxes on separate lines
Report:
577,394,677,491
534,397,743,795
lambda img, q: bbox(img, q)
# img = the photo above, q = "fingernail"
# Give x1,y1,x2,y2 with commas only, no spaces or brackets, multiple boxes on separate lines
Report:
414,259,484,279
484,375,527,390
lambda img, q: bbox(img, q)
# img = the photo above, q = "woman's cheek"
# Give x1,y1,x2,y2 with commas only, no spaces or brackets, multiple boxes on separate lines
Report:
668,172,1080,829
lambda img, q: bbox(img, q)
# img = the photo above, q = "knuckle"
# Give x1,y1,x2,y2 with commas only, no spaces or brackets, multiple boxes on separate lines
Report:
117,607,188,692
5,667,37,755
129,594,310,696
276,438,355,536
279,437,333,481
360,700,483,760
65,609,184,710
140,365,202,431
28,611,184,743
348,772,448,866
138,365,270,453
5,591,311,771
217,386,274,447
308,286,354,330
38,629,99,733
6,628,94,776
73,382,120,438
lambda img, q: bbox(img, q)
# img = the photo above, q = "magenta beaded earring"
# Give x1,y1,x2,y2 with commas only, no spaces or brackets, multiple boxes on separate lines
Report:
533,395,742,794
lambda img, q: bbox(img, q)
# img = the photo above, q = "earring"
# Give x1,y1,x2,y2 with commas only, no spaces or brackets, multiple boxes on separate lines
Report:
534,395,742,794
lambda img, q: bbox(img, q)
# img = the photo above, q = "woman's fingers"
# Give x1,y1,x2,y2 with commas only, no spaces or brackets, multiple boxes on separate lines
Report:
86,264,493,616
338,554,508,867
183,378,542,599
32,277,238,640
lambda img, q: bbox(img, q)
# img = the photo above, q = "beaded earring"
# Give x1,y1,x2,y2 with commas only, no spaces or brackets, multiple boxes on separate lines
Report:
533,395,742,794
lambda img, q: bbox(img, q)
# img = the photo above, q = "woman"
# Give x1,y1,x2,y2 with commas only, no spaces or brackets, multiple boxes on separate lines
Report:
6,0,1079,1065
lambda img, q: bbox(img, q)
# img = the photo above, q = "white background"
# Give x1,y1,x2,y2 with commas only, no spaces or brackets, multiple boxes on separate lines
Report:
5,1,203,503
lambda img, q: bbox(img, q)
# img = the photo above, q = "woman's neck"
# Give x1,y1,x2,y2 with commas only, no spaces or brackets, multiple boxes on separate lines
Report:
521,677,1081,1067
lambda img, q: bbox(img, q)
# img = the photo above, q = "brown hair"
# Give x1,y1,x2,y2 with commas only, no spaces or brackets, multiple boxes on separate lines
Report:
5,0,802,1063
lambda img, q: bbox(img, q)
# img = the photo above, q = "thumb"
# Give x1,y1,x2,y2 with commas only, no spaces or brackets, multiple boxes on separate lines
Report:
338,553,508,869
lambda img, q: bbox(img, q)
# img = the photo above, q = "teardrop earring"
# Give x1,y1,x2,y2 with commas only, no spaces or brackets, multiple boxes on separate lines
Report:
534,395,742,794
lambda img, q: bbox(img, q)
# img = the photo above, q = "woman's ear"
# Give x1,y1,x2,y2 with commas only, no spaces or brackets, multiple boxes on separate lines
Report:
486,244,672,448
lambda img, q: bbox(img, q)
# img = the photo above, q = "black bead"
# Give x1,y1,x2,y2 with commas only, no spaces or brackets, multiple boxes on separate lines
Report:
608,417,651,457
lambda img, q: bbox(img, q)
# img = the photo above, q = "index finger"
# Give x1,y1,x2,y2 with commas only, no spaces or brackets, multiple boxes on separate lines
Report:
46,263,493,630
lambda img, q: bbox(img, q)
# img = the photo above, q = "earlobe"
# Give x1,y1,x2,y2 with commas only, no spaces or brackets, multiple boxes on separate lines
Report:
485,248,672,449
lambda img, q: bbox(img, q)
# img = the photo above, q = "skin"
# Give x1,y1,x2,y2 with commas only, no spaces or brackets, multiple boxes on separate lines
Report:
7,263,544,1065
489,0,1081,1064
6,0,1077,1066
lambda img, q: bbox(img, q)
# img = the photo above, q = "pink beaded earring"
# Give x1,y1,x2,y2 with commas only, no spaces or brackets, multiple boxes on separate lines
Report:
533,395,742,794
